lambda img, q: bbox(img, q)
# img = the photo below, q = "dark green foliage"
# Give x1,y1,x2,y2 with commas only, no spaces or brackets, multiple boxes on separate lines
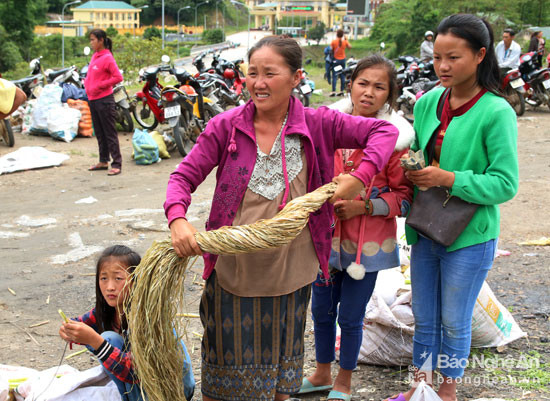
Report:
106,26,119,37
308,22,327,44
203,28,224,44
144,26,162,40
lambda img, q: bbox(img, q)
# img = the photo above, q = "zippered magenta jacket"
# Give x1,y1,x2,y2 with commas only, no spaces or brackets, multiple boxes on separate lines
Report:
164,97,398,281
84,49,122,101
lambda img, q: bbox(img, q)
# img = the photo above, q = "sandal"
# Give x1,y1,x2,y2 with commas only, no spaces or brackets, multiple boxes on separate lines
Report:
107,168,121,176
327,389,351,401
88,163,108,171
385,394,407,401
298,378,332,394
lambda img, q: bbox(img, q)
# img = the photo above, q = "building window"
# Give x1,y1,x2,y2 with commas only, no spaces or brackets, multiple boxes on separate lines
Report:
115,13,119,20
103,12,107,19
135,12,138,20
122,13,125,20
90,12,93,19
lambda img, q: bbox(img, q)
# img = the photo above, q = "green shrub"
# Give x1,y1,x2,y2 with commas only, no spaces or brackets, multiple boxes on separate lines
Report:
203,29,224,44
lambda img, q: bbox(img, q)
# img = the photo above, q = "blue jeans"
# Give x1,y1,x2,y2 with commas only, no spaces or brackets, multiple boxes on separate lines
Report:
331,59,346,92
311,269,378,370
411,236,496,378
88,331,195,401
324,60,332,85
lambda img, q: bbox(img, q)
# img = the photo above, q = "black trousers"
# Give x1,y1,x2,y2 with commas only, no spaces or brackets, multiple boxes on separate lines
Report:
89,94,122,169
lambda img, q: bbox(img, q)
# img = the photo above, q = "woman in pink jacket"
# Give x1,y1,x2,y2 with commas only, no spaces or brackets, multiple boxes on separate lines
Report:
85,29,123,176
164,36,398,401
301,55,414,401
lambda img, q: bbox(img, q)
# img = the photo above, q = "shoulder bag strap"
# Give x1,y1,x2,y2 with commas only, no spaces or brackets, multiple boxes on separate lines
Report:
426,88,451,165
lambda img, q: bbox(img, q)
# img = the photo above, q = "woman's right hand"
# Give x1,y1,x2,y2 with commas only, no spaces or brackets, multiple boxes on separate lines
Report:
170,218,202,257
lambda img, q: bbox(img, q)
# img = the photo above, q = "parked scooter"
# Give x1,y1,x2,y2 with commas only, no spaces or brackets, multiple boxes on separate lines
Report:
132,60,170,130
11,57,45,99
160,55,223,157
292,62,314,107
501,68,526,116
519,50,550,110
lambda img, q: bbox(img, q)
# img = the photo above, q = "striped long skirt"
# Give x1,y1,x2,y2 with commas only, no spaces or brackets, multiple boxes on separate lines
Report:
200,271,311,401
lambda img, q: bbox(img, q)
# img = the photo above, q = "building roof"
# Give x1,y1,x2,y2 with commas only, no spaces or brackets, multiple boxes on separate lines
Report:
74,1,137,10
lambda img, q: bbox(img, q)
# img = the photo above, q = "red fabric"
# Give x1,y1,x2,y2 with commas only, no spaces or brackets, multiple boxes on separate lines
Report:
436,88,487,147
84,49,123,101
74,308,138,384
333,148,413,258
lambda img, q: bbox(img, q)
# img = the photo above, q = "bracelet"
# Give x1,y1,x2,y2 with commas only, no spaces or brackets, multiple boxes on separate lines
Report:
364,199,372,215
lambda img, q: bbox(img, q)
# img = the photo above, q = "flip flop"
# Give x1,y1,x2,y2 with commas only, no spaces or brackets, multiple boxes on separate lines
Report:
327,389,351,401
297,378,332,394
88,164,108,171
385,394,407,401
107,168,121,176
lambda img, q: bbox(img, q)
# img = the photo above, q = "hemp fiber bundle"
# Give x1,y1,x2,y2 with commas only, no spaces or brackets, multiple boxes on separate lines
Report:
126,182,337,401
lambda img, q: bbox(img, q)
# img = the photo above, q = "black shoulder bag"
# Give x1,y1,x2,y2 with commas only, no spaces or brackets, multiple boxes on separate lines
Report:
405,89,479,247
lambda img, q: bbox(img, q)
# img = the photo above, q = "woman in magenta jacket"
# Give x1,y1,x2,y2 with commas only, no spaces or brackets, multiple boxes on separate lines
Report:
85,29,123,176
164,36,398,401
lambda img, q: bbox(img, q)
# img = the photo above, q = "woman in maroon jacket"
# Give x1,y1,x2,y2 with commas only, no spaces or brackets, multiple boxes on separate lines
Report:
85,29,123,176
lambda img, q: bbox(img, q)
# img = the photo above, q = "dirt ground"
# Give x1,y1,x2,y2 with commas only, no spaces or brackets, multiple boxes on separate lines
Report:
1,106,549,401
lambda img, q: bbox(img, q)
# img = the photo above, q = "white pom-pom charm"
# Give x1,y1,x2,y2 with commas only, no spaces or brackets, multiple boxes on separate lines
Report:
346,262,366,280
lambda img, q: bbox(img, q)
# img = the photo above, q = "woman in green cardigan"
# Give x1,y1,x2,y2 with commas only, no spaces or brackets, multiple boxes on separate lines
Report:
385,14,519,401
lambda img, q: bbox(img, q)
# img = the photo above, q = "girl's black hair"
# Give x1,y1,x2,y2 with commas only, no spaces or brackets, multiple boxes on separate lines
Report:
89,28,113,52
95,245,141,333
248,35,302,73
350,53,398,110
436,14,501,95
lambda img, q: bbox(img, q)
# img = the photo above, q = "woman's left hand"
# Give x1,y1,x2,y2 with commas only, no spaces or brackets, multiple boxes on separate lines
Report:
405,166,455,188
330,174,365,203
333,199,365,220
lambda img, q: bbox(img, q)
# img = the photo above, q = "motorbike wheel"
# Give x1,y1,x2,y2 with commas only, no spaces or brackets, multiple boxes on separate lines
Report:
133,100,158,130
173,111,194,157
0,119,15,147
203,103,224,122
398,102,414,124
115,105,134,132
293,91,309,107
505,89,525,116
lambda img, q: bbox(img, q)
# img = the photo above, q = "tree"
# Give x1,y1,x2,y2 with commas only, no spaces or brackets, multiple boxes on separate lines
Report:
308,22,326,45
203,29,224,44
143,26,162,40
0,25,23,72
106,26,119,37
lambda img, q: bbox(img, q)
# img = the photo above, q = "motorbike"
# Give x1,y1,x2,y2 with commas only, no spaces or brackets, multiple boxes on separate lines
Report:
519,50,550,110
193,51,249,109
501,68,526,116
11,57,45,99
132,63,168,130
292,67,314,107
160,56,223,157
395,57,439,122
80,47,133,132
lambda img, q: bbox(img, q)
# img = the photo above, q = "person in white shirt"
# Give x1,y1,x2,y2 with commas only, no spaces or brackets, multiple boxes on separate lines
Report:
420,30,434,62
495,28,521,73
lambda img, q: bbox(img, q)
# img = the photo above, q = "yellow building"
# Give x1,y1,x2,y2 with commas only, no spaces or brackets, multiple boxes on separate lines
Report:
72,1,143,30
245,0,347,31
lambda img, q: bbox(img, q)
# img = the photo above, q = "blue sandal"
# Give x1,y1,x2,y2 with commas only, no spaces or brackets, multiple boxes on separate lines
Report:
297,378,332,394
327,389,352,401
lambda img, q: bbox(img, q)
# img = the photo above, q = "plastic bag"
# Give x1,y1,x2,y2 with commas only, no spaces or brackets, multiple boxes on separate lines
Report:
471,281,527,348
150,130,170,159
132,128,159,165
410,380,442,401
30,84,63,135
47,104,81,142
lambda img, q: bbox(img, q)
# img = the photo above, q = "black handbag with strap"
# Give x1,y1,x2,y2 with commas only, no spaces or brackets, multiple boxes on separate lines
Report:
405,89,479,247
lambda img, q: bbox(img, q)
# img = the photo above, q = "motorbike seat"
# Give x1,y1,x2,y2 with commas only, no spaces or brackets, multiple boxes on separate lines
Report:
11,74,42,86
48,68,71,80
423,80,439,92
